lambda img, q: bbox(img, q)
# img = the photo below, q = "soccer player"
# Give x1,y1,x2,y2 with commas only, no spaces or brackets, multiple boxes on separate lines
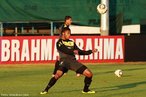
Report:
52,16,72,76
40,27,97,94
60,16,72,30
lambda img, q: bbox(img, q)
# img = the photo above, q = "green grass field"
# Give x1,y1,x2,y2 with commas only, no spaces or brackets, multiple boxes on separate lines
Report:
0,62,146,97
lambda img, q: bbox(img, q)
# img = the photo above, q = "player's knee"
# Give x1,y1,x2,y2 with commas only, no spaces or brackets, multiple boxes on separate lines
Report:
54,74,61,79
54,72,63,79
87,72,93,78
84,69,93,78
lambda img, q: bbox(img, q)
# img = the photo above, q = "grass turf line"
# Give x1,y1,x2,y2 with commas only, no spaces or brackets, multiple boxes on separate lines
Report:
0,63,146,97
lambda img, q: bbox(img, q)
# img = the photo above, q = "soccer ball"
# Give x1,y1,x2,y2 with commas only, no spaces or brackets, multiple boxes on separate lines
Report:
114,69,123,77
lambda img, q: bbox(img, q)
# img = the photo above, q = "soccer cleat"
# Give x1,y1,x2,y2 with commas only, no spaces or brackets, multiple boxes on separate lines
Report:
40,90,48,95
82,90,95,94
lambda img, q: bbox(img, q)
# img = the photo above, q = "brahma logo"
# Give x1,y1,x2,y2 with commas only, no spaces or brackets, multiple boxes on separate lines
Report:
74,38,124,60
0,36,124,63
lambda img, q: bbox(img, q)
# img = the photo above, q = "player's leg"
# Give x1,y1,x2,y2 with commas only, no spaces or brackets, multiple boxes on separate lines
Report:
76,65,95,94
40,69,63,94
82,68,95,93
67,59,95,93
52,60,60,77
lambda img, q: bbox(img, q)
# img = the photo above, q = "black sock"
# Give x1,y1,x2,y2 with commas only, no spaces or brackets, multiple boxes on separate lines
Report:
53,61,60,75
44,77,58,91
83,77,92,92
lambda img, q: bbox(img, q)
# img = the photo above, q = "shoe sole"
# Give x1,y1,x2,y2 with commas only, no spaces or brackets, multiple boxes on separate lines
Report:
82,91,95,94
40,92,48,95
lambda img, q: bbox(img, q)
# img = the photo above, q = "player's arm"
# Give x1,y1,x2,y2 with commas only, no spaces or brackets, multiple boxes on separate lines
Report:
56,41,74,55
74,43,96,55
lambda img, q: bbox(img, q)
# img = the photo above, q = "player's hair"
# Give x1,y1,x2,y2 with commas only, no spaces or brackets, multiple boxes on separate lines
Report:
61,27,71,35
64,16,72,21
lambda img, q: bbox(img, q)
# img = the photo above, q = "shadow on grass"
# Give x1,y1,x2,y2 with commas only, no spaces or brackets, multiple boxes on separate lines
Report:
49,89,82,94
98,81,146,92
99,89,146,97
46,80,146,95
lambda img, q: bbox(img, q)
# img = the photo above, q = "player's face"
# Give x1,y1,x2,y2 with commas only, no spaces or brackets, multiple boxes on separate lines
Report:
66,18,72,25
64,30,71,39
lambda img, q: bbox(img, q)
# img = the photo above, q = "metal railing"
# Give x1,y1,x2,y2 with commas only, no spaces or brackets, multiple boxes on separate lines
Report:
0,21,64,36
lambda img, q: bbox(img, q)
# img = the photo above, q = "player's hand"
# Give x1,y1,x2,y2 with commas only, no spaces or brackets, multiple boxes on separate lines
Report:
73,50,79,55
92,49,97,53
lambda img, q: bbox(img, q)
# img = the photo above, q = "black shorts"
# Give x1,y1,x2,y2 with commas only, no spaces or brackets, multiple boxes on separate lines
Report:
54,60,68,73
58,66,69,73
58,58,87,74
76,65,87,74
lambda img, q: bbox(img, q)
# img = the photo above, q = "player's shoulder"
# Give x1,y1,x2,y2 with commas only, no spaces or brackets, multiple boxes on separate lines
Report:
62,24,69,29
57,38,62,43
56,39,63,47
